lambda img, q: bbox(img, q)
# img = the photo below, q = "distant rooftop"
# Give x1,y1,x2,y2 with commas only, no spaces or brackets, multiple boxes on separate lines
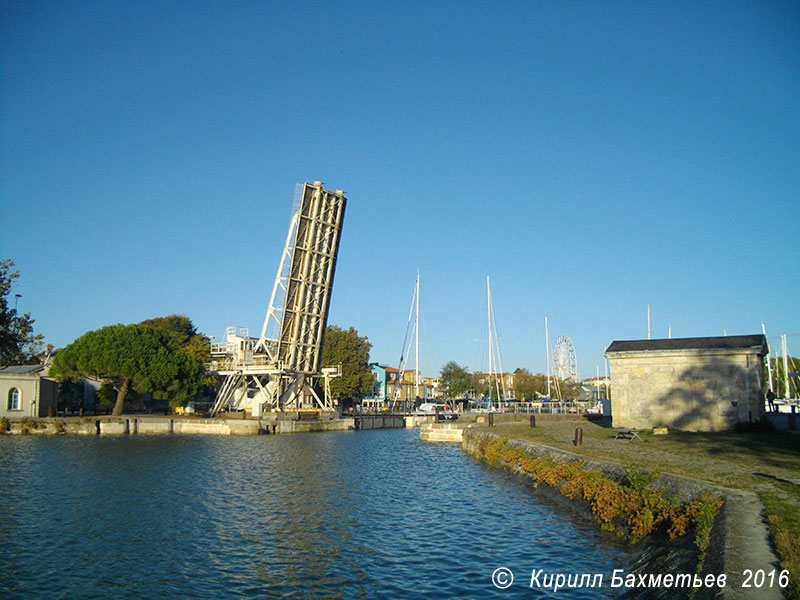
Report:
605,334,767,355
0,364,45,374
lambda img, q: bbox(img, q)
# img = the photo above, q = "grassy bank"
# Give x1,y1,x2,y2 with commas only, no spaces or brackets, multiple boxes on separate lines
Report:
484,419,800,599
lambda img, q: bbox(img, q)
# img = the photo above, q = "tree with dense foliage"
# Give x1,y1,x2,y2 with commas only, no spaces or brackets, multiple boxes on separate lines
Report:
140,314,214,388
512,368,584,400
471,371,489,398
557,378,581,401
320,325,373,404
512,368,539,400
0,259,44,364
50,323,206,415
139,314,210,363
440,361,472,399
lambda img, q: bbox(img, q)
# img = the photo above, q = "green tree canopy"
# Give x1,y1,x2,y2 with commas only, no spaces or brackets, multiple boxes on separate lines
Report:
140,314,210,364
440,361,472,398
50,323,205,415
557,378,581,401
512,368,556,400
0,259,44,364
320,325,373,403
512,368,538,400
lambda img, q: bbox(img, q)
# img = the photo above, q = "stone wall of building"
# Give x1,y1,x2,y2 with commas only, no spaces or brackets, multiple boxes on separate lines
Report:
1,366,59,418
0,374,39,418
607,349,765,432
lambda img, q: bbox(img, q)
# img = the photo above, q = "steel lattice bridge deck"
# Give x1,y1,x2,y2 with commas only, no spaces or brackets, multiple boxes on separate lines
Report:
209,182,346,416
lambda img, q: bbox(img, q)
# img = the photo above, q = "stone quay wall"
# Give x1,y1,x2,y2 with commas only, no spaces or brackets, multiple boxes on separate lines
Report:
461,429,782,599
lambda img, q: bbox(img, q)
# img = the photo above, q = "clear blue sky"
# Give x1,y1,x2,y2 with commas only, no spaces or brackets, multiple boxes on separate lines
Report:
2,1,798,379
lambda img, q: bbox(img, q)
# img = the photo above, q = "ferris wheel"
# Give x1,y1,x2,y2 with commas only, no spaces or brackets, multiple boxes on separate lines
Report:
552,335,577,382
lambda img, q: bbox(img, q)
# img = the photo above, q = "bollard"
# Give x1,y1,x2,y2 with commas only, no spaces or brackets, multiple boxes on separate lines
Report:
488,412,494,427
530,415,536,428
574,427,583,446
435,406,440,424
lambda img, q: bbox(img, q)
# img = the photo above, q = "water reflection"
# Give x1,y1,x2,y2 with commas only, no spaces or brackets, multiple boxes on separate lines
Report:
0,429,633,598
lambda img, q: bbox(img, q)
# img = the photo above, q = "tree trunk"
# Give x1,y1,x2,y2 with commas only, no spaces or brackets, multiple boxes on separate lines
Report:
112,379,129,416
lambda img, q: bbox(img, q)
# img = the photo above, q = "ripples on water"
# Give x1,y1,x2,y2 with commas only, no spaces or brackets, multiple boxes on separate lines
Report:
0,430,634,598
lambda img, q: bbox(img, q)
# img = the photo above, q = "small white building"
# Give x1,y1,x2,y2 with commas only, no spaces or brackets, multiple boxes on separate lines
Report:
1,365,58,418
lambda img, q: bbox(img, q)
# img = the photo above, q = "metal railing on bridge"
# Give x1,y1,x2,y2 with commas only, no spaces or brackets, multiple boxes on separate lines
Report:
482,401,604,415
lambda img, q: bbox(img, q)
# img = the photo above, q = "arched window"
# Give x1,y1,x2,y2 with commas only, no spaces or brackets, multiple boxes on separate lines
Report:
7,388,21,411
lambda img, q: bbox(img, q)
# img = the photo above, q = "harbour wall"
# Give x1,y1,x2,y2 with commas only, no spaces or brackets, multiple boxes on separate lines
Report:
420,413,588,443
419,421,469,442
0,414,410,435
460,429,782,599
1,412,586,437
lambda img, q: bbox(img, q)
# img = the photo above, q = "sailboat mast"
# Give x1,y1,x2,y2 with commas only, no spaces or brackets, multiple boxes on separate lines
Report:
545,315,551,397
492,299,506,403
392,276,418,408
596,365,600,401
783,333,790,398
487,276,494,409
414,272,420,399
762,322,774,394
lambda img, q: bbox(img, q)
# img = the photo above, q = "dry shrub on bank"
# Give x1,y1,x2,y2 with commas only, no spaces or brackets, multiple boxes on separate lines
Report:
475,436,723,562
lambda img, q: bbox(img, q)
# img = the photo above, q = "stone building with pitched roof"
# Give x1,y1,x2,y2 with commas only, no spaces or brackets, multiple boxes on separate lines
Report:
1,364,58,418
604,334,767,432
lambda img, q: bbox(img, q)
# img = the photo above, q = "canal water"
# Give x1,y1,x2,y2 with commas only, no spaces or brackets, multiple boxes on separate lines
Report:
0,429,635,598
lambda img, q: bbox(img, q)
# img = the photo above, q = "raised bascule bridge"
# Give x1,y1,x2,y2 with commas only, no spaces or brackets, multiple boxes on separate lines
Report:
208,182,346,417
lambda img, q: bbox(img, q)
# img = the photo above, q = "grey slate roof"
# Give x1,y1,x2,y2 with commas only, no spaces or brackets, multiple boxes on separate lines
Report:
0,365,45,374
605,334,767,355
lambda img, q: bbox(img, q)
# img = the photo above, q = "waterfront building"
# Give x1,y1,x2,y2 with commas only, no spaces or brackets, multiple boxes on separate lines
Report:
393,369,435,401
604,334,767,432
472,371,516,399
422,376,441,397
361,363,389,410
580,376,610,401
1,360,103,417
361,363,436,409
0,365,58,418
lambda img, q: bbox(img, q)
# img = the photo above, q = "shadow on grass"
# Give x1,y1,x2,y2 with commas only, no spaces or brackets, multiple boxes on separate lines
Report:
650,429,800,474
753,472,798,486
